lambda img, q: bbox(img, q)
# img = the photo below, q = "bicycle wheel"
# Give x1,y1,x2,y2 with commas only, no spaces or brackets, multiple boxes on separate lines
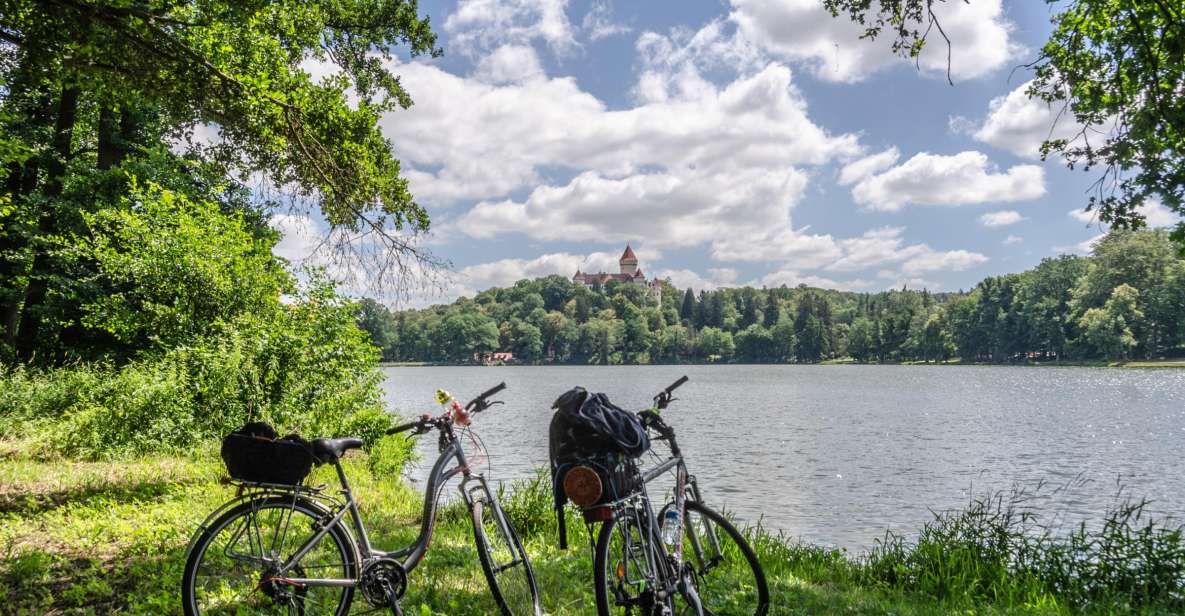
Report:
662,501,769,616
471,494,541,616
594,506,674,616
182,496,358,616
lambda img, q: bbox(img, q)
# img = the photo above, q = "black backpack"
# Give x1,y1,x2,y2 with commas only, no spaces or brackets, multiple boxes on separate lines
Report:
549,387,650,548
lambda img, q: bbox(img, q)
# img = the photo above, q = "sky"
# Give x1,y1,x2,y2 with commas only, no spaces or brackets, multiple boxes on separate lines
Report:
273,0,1182,305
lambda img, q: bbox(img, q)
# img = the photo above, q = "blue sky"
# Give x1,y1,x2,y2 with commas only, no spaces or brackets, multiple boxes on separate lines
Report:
273,0,1180,304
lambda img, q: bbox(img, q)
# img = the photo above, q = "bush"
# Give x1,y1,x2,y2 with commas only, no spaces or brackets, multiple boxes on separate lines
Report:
0,278,404,463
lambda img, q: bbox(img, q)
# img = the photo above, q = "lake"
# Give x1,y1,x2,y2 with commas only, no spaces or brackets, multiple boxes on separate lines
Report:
381,365,1185,553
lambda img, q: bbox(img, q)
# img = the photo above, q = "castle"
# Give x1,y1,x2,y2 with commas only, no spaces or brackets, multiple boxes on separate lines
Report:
573,244,662,300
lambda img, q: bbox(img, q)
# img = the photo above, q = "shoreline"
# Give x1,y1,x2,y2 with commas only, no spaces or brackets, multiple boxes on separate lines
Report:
379,359,1185,369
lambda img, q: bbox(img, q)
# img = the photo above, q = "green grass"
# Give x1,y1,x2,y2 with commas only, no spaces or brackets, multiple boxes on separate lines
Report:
2,441,1182,615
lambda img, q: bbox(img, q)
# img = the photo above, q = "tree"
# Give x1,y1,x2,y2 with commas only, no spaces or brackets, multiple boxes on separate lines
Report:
795,315,829,363
356,299,399,361
847,317,877,363
65,182,288,359
770,318,796,363
510,320,543,362
735,324,774,362
1078,284,1143,360
680,288,696,323
763,291,780,329
695,327,734,361
1,0,440,363
824,0,1185,245
656,324,691,363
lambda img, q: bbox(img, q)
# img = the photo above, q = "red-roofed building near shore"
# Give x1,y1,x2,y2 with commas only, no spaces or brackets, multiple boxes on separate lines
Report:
573,244,663,301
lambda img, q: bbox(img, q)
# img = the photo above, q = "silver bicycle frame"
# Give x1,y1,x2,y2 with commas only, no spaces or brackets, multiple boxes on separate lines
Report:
258,428,493,589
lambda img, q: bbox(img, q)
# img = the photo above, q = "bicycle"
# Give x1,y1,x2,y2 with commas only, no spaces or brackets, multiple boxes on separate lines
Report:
181,382,541,616
589,376,769,616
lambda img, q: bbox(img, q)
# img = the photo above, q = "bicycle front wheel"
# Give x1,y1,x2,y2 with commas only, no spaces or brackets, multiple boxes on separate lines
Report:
471,495,541,616
664,500,769,616
594,506,674,616
182,496,357,616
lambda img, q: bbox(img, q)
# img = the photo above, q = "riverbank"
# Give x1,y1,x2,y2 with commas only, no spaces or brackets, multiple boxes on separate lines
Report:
3,441,1182,614
380,358,1185,368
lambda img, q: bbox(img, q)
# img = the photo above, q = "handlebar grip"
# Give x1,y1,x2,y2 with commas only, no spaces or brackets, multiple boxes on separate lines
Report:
477,382,507,401
665,375,689,394
387,421,421,435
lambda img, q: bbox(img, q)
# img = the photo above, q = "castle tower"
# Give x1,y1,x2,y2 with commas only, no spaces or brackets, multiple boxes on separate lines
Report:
619,243,639,275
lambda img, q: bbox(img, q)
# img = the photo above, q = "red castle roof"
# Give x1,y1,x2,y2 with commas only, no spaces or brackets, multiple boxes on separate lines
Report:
620,244,637,263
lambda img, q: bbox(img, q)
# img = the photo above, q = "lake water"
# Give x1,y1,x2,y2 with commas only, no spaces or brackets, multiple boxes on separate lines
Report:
381,365,1185,553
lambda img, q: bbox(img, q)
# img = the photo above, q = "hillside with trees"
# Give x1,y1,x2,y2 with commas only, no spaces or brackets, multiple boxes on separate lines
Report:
361,229,1185,365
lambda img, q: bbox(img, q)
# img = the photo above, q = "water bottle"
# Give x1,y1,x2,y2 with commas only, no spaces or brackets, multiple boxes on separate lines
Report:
661,509,681,546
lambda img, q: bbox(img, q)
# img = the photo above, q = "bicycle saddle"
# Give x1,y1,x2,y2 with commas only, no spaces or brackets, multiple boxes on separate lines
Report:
311,437,364,463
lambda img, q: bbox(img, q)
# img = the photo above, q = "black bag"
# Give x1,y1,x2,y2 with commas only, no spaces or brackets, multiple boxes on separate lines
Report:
221,422,316,486
549,387,650,549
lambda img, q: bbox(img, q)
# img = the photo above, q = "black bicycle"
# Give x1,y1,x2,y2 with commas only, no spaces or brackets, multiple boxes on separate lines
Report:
181,382,540,616
591,376,769,616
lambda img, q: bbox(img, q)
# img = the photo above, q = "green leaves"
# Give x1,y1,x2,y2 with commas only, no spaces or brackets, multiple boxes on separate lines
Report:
3,0,439,233
73,180,289,351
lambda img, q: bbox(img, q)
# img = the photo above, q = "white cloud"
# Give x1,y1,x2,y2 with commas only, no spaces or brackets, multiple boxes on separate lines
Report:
826,227,923,272
384,59,856,208
271,213,322,263
955,80,1085,159
850,151,1045,212
901,249,987,275
728,0,1022,83
582,0,631,41
754,268,871,291
1055,233,1106,255
1003,234,1023,245
445,0,576,56
655,267,738,291
979,210,1026,228
884,277,941,291
1068,208,1097,225
1067,200,1180,228
474,44,545,84
824,226,987,275
838,147,899,185
1138,200,1180,228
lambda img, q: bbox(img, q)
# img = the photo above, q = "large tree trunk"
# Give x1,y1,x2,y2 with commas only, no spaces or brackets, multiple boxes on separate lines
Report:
97,106,118,170
14,86,80,363
0,82,54,352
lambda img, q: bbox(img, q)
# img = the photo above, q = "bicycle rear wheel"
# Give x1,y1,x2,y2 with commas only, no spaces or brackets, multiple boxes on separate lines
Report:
182,496,357,616
471,494,541,616
663,501,769,616
594,506,674,616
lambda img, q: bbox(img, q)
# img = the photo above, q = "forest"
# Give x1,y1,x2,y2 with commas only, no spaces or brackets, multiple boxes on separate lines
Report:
361,229,1185,365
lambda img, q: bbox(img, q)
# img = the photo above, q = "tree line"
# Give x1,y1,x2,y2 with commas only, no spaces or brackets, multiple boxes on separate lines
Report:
360,229,1185,365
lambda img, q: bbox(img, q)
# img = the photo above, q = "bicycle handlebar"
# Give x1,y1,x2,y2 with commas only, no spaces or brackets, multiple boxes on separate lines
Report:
652,375,689,411
467,381,507,412
664,375,689,395
387,419,427,435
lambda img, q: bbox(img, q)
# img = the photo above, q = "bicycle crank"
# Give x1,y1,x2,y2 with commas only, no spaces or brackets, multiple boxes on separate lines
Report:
361,558,408,608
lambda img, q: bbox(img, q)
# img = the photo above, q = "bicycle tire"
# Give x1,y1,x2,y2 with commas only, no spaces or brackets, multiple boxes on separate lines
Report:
182,495,358,616
666,500,769,616
594,506,675,616
471,496,542,616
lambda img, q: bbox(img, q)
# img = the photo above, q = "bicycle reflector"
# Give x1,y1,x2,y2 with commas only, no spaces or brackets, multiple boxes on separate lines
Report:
563,465,603,508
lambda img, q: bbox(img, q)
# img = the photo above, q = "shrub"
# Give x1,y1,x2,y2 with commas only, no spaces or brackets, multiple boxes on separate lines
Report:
0,278,403,463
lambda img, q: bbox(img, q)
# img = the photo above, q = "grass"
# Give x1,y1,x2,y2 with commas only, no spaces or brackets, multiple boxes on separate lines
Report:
2,440,1183,615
